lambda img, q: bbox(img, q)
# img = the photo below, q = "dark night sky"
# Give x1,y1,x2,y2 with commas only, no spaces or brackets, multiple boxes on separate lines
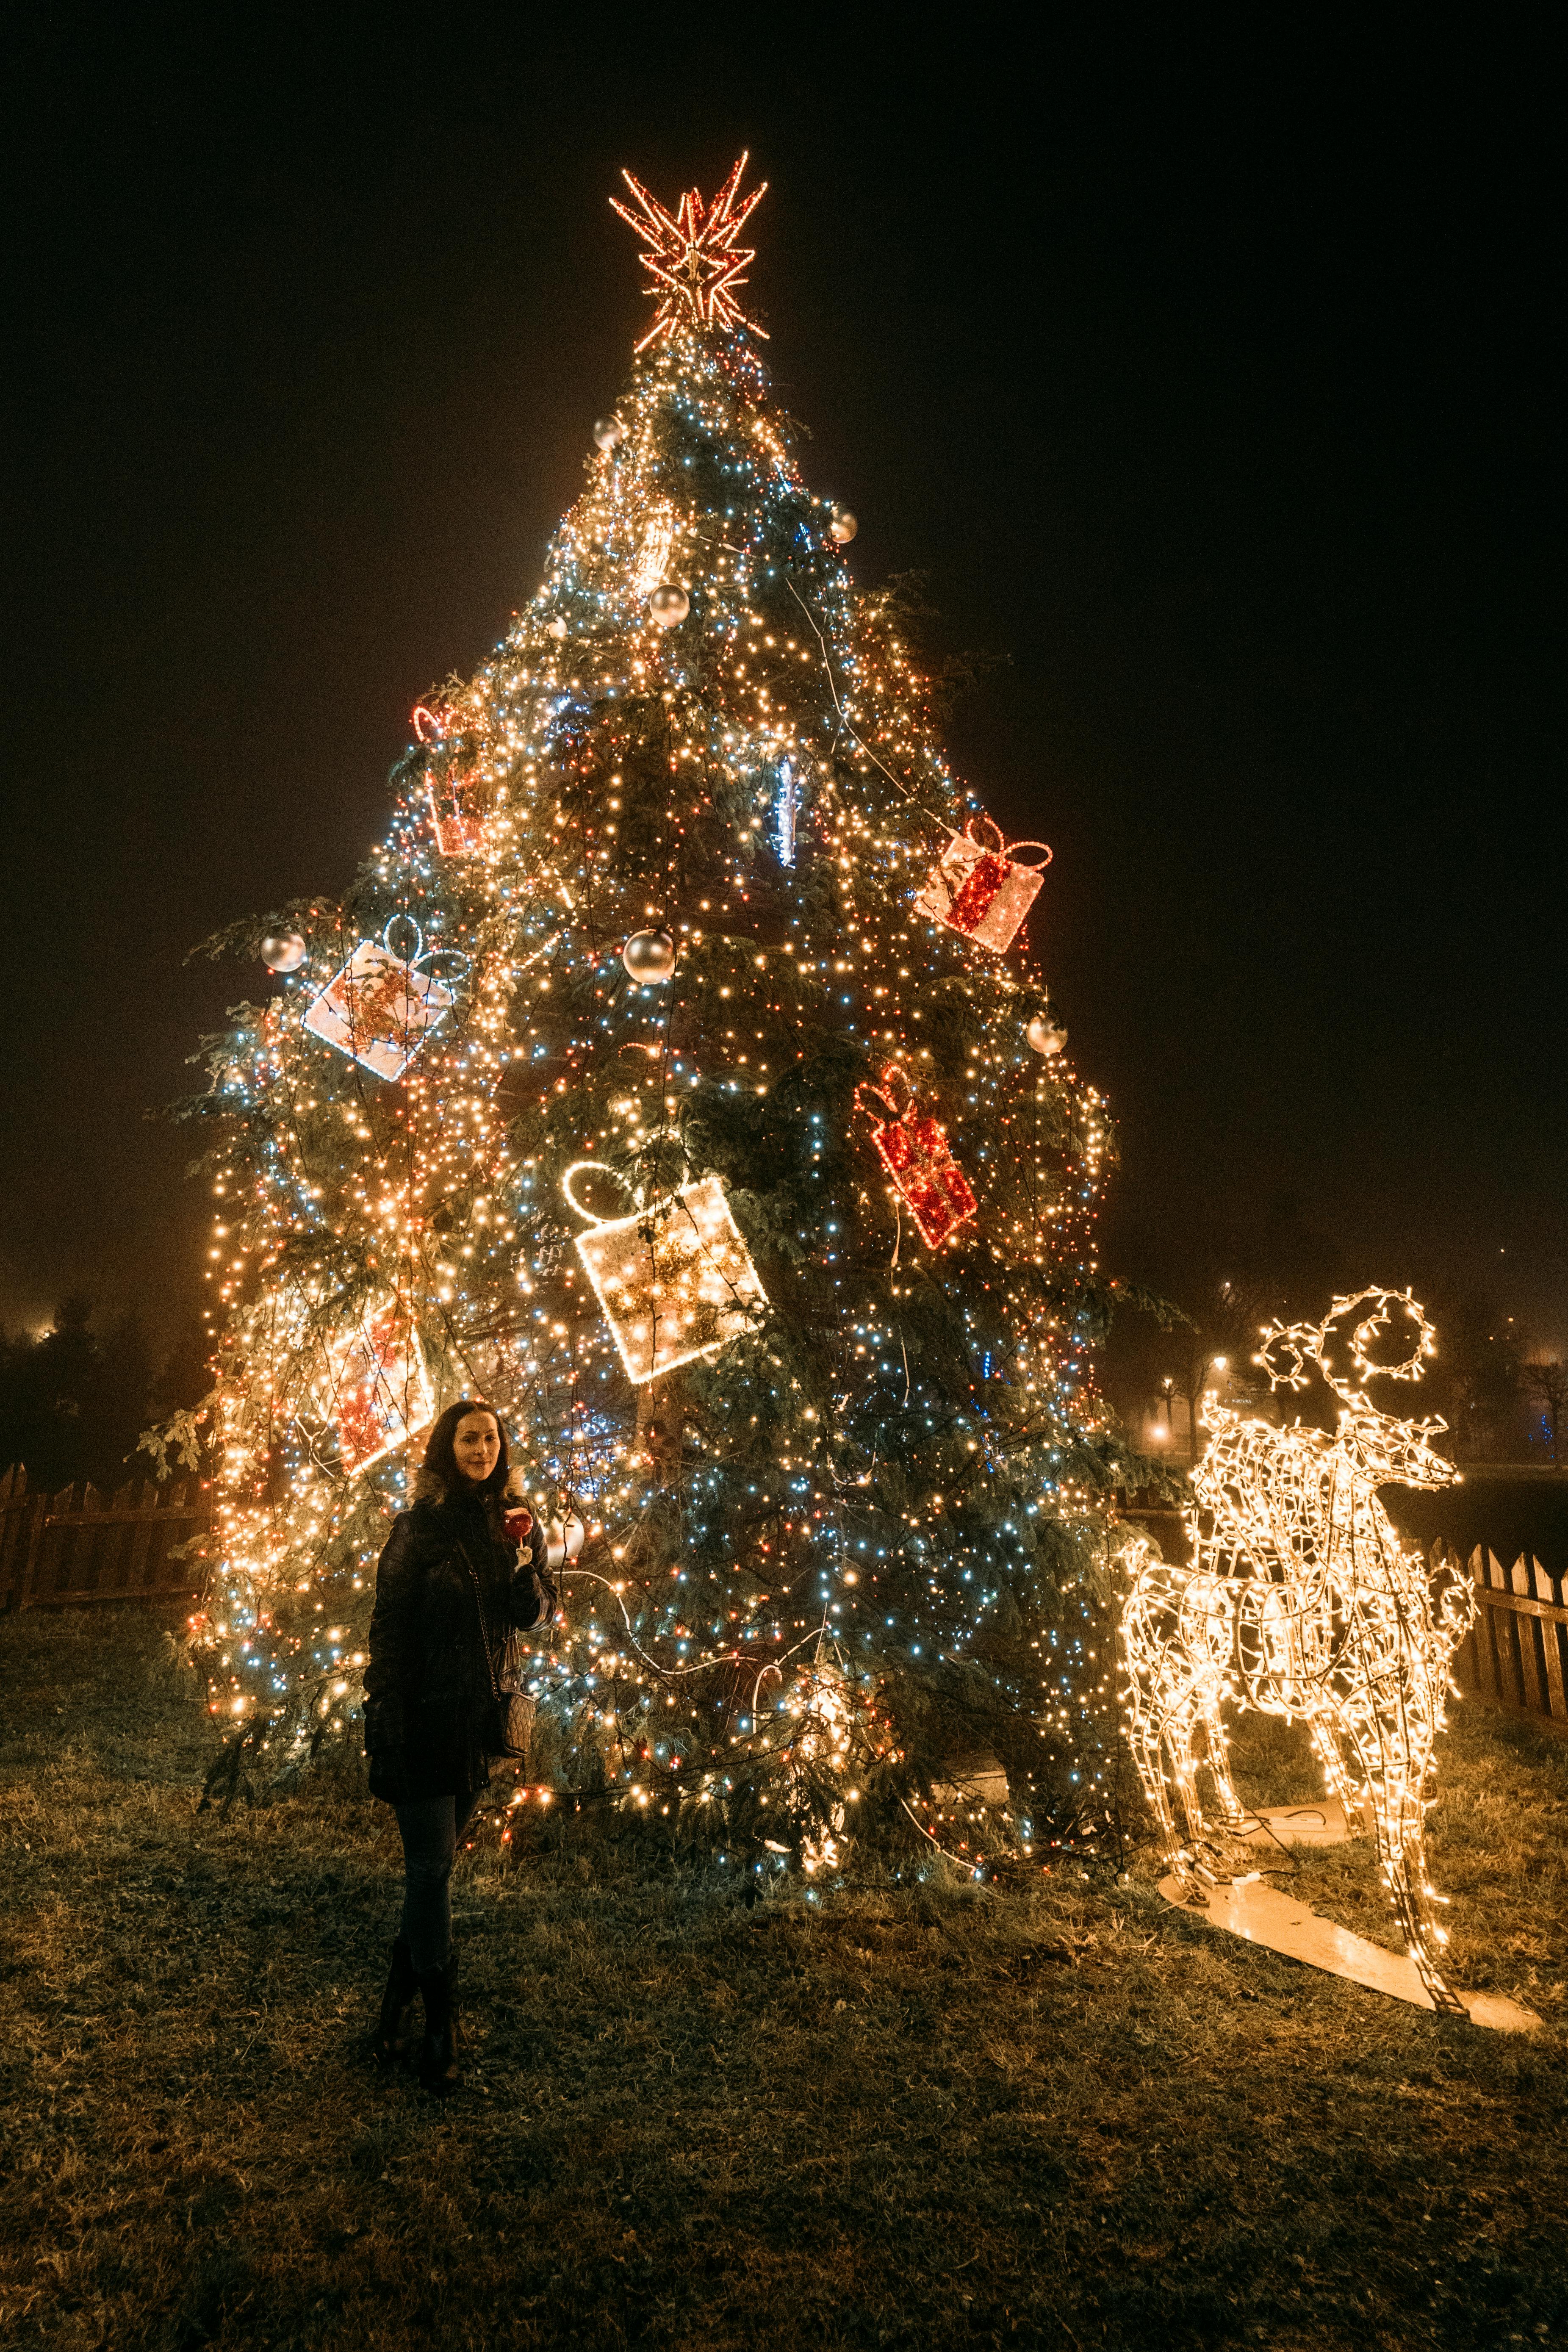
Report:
3,10,1562,1362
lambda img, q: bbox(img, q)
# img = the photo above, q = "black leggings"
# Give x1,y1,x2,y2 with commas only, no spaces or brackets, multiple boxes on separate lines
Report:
392,1790,480,1973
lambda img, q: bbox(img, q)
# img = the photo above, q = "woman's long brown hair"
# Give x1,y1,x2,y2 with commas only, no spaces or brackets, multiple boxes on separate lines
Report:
420,1398,510,1499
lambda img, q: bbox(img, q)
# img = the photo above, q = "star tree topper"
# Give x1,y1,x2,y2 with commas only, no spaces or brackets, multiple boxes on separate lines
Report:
611,153,768,351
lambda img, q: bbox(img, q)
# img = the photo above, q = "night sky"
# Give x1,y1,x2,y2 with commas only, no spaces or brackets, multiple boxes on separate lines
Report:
4,14,1561,1362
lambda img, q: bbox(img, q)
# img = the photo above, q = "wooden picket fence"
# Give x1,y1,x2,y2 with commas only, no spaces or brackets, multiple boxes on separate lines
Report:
0,1465,211,1614
0,1465,1562,1742
1449,1543,1568,1737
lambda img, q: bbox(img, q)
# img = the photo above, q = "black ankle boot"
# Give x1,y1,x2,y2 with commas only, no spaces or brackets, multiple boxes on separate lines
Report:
373,1936,419,2067
416,1955,460,2095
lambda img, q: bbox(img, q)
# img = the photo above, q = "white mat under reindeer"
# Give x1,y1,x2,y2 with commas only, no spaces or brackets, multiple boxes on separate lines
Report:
1160,1804,1540,2033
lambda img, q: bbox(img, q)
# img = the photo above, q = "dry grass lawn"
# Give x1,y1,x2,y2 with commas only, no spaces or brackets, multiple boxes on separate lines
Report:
2,1607,1566,2350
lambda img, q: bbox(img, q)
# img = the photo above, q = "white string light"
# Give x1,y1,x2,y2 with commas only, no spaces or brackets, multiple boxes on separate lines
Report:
1119,1287,1479,2014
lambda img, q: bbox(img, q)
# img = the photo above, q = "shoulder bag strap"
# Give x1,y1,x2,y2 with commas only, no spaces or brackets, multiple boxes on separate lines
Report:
454,1540,503,1704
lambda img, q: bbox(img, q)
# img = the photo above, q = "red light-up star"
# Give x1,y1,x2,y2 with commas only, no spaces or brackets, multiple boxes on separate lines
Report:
610,154,769,352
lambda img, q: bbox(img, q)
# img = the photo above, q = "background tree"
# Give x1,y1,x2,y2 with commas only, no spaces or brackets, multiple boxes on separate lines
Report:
0,1297,153,1491
1422,1291,1524,1462
1128,1274,1279,1463
1522,1359,1568,1468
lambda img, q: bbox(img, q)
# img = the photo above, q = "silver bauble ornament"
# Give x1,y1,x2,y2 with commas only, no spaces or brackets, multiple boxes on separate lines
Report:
260,933,308,974
828,509,858,546
593,415,626,451
1026,1014,1067,1056
648,582,690,629
623,928,677,983
546,615,568,640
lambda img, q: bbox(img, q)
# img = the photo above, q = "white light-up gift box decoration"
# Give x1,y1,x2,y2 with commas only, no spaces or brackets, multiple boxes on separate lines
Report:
303,920,459,1083
913,816,1053,955
328,1299,437,1476
563,1163,768,1385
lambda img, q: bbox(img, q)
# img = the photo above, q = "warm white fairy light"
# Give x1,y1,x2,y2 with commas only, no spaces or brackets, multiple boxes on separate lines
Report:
1119,1287,1479,2014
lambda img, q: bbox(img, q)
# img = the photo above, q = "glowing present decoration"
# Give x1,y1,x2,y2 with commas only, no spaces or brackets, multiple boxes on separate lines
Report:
914,817,1053,955
610,153,769,351
413,704,483,856
329,1300,436,1476
302,921,458,1083
856,1066,977,1249
633,504,678,597
1119,1287,1481,2017
563,1162,767,1385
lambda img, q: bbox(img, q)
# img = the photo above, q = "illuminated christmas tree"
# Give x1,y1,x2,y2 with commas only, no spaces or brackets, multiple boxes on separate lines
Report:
165,157,1136,1868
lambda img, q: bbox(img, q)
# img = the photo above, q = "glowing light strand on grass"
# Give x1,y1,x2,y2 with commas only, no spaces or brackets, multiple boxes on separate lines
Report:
1118,1288,1480,2014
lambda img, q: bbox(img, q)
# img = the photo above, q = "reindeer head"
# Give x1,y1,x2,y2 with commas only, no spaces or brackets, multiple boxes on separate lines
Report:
1255,1286,1455,1490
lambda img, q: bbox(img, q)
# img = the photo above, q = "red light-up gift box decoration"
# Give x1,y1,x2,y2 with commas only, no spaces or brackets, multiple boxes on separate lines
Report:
329,1300,436,1476
413,703,484,857
303,921,458,1083
857,1066,978,1249
563,1164,768,1385
913,816,1053,955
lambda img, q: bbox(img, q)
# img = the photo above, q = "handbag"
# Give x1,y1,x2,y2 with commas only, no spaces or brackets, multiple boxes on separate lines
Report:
457,1543,535,1759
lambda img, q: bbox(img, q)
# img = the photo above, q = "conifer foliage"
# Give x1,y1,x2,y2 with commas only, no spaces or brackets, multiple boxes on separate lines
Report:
167,161,1138,1868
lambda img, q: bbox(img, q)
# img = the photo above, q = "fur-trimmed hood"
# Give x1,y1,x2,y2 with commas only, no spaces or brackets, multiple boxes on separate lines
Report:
410,1465,500,1513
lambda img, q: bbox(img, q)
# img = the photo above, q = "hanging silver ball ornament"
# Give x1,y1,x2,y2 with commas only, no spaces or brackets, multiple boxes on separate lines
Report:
648,582,690,629
828,510,858,546
593,415,626,451
546,615,568,640
1027,1014,1068,1057
623,928,677,983
260,933,308,974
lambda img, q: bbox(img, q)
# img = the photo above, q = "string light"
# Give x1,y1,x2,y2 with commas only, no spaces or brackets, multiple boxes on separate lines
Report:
610,155,770,350
1119,1287,1479,2014
162,160,1125,1864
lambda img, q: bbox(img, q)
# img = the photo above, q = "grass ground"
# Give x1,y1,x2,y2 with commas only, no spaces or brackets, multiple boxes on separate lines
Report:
2,1610,1566,2351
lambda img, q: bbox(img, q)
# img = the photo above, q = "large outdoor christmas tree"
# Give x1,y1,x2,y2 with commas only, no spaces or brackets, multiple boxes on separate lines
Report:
166,158,1137,1871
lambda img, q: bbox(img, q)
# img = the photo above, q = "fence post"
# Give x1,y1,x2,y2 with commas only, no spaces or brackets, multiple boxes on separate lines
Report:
16,1495,49,1612
1535,1557,1568,1723
1510,1554,1549,1715
1443,1543,1472,1693
1465,1549,1490,1701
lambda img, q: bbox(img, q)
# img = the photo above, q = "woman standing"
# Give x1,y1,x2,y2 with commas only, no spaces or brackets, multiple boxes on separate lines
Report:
362,1399,553,2094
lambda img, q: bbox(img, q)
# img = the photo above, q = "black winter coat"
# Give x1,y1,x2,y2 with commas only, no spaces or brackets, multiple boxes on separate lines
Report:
362,1479,551,1803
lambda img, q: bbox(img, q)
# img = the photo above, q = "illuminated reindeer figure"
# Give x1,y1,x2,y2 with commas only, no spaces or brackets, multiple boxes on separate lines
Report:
1119,1288,1477,2014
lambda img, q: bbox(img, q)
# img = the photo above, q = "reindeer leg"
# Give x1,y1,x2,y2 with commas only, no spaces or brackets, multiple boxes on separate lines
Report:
1126,1702,1183,1879
1382,1740,1466,2017
1119,1637,1192,1886
1198,1690,1248,1833
1338,1705,1466,2017
1311,1714,1371,1837
1162,1700,1233,1898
